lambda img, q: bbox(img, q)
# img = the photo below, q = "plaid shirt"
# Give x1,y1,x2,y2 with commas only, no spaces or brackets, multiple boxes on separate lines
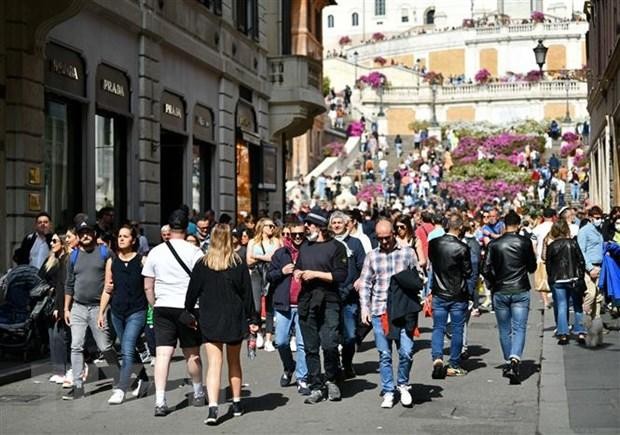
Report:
359,244,418,316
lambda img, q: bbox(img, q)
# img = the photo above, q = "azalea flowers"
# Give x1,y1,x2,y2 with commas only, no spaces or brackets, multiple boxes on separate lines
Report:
358,71,387,89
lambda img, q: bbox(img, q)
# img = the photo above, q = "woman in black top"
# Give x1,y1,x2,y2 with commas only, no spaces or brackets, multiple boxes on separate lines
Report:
97,225,149,404
39,231,70,384
186,224,259,425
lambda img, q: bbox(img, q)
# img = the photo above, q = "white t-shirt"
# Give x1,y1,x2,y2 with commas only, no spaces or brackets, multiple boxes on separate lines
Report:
142,239,204,308
532,220,553,262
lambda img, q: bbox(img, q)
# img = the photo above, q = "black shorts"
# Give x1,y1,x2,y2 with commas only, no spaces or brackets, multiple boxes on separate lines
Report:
153,307,201,349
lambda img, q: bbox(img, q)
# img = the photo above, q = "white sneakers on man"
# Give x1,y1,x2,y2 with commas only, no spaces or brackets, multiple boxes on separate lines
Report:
398,385,413,406
381,392,394,408
108,388,125,405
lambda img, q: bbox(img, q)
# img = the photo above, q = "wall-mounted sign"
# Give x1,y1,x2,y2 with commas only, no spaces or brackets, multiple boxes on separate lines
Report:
28,193,41,211
236,101,256,134
161,91,186,133
193,104,214,142
96,64,130,115
28,167,41,185
44,42,86,98
259,143,277,191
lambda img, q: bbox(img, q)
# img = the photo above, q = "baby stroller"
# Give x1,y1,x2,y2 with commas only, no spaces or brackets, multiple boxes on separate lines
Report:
0,278,53,361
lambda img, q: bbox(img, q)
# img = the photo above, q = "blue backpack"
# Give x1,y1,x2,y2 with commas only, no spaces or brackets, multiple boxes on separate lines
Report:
70,245,109,266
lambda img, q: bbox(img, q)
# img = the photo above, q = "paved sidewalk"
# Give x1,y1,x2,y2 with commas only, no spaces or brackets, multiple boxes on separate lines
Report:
538,309,620,434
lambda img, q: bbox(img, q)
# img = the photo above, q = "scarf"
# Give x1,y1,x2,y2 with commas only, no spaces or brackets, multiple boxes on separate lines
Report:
334,232,353,257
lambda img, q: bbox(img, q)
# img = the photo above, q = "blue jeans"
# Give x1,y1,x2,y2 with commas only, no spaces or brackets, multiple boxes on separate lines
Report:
341,303,358,369
371,315,415,394
111,309,148,392
274,308,307,382
431,296,468,366
493,292,530,361
551,283,585,335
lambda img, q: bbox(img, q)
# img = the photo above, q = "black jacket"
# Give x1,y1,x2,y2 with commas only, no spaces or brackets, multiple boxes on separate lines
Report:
482,232,537,293
337,235,365,304
386,269,423,339
545,238,586,285
20,232,52,258
267,245,297,311
428,234,472,301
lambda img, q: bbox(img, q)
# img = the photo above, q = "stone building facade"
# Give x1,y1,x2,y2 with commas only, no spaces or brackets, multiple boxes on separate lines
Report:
0,0,328,269
584,0,620,210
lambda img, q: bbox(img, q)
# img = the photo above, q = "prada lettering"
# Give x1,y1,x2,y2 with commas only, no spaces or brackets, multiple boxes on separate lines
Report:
51,59,79,80
164,103,182,118
102,79,125,97
196,115,210,128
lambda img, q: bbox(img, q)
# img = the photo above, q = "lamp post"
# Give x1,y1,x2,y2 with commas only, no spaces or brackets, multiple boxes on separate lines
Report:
563,72,572,123
533,39,548,75
353,51,359,85
415,58,421,89
430,82,438,127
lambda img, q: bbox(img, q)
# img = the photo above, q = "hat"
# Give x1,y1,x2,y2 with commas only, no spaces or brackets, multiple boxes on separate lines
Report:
168,209,189,231
558,206,571,216
305,211,329,228
76,219,95,233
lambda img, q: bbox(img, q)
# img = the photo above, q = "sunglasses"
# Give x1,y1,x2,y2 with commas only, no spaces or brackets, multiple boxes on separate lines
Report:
291,232,305,238
282,232,291,236
265,224,275,228
51,238,61,243
377,235,393,242
396,225,407,230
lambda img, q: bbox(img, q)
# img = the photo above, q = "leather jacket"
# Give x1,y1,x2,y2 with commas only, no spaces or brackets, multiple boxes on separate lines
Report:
428,234,471,301
483,232,537,293
545,238,586,285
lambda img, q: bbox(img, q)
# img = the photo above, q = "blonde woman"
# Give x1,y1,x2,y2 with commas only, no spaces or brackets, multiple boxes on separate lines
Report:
39,231,71,384
185,224,259,425
246,218,281,351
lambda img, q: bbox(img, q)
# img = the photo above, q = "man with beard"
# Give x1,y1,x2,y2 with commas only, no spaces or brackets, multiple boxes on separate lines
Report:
294,211,348,404
267,222,310,395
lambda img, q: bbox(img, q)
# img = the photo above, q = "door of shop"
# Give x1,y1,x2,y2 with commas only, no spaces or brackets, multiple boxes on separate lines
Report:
160,131,185,224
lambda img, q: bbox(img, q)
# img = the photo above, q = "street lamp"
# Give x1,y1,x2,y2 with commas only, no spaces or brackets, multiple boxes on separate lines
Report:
533,39,548,75
430,83,438,127
563,73,572,123
415,58,421,89
353,51,359,84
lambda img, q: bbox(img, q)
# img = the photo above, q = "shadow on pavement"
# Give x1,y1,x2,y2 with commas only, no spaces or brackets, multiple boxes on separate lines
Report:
341,378,377,399
493,359,540,383
411,383,443,404
243,392,289,413
413,339,431,354
353,360,378,375
461,358,487,372
465,345,490,357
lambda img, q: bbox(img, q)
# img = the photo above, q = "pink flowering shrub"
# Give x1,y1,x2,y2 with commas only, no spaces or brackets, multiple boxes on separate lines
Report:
475,68,492,84
562,132,580,142
531,11,545,23
441,178,529,207
338,36,352,46
423,71,444,85
358,71,387,89
356,183,383,203
525,69,543,82
323,141,345,157
372,32,385,41
373,56,387,66
346,121,365,137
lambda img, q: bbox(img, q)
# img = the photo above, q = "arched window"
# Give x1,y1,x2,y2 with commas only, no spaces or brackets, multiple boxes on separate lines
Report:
352,12,359,26
375,0,386,16
425,8,435,25
327,14,334,28
401,8,409,23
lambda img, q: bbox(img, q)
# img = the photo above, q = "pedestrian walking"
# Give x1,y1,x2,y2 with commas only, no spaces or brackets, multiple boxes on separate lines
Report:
142,210,205,416
62,219,119,400
184,224,259,425
267,222,310,395
359,219,419,408
543,220,587,345
19,212,53,269
295,210,348,404
482,210,537,384
97,225,150,404
428,214,472,378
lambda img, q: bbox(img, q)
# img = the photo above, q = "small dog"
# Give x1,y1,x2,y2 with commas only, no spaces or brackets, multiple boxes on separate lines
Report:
583,316,604,348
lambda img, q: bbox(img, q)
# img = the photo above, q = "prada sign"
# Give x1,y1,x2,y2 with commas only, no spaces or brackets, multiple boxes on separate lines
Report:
96,64,130,115
161,91,186,133
45,43,86,98
193,104,214,142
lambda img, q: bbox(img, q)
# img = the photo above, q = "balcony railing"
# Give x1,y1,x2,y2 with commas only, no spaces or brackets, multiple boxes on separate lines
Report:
360,80,587,104
269,55,322,91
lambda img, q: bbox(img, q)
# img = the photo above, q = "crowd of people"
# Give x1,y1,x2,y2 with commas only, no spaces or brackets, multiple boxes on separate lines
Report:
1,198,618,425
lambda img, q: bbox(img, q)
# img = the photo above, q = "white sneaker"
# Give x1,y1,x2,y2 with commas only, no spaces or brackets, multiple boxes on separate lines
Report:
290,336,297,352
381,392,394,408
49,374,64,384
81,363,89,382
108,388,125,405
256,333,265,349
397,385,413,406
62,369,74,388
264,340,276,352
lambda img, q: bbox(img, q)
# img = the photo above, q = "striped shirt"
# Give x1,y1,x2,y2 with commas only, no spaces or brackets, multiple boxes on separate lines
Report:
359,244,418,316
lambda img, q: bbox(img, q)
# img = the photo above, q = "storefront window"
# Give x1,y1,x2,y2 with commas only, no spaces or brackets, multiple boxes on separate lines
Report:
44,101,69,225
192,145,201,212
236,140,252,217
95,114,115,209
